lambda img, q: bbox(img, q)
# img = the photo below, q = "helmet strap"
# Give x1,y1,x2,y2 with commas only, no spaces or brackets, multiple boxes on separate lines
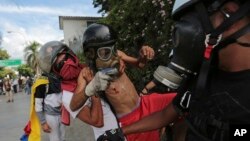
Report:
194,0,250,107
217,23,250,49
211,0,250,37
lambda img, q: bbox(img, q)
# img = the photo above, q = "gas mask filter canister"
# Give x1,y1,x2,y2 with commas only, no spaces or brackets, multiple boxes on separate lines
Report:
153,12,205,89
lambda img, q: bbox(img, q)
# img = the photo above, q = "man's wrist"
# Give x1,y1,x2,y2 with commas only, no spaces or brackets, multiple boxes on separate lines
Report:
83,90,90,97
141,87,149,94
137,56,148,68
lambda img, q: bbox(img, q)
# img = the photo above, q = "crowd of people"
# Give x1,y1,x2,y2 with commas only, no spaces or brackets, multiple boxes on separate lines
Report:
25,0,250,141
0,76,33,103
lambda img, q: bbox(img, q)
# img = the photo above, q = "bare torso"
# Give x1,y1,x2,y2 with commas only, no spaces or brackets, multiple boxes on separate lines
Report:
104,73,140,116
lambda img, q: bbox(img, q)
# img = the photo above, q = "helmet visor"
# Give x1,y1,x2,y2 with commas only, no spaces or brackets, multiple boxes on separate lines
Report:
97,46,114,61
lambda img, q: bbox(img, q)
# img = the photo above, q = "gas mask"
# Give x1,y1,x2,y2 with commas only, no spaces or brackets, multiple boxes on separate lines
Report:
82,23,121,77
85,45,120,77
95,46,120,71
154,0,250,90
154,11,205,89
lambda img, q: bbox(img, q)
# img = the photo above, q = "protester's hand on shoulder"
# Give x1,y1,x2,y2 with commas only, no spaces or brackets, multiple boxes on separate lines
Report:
97,128,125,141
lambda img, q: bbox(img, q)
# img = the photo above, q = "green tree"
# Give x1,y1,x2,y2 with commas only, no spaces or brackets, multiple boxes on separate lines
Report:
24,41,41,74
0,49,11,78
17,64,34,77
0,48,10,60
0,32,2,47
0,68,16,79
93,0,174,91
0,37,20,79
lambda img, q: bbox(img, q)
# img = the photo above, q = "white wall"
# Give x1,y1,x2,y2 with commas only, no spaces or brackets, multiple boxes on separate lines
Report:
62,19,87,46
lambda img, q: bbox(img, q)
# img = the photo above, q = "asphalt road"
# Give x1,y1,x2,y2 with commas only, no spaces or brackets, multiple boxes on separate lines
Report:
0,91,94,141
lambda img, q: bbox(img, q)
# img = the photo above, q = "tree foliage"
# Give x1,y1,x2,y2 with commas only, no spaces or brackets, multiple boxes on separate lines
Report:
0,32,2,47
0,48,16,79
0,68,16,79
0,48,10,60
17,64,34,77
93,0,174,91
24,41,41,74
0,48,10,75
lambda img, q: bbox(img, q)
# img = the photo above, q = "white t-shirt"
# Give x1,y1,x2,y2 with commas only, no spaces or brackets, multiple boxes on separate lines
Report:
62,90,84,118
84,98,119,140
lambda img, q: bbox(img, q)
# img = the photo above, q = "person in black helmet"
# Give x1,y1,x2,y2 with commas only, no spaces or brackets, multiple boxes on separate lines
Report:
97,0,250,141
65,22,159,140
70,23,176,141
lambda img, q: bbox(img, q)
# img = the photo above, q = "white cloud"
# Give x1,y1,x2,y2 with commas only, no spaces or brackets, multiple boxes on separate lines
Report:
0,4,100,16
1,21,63,60
0,3,102,62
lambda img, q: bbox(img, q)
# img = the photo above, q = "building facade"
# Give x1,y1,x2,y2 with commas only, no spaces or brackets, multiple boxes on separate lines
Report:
59,16,101,54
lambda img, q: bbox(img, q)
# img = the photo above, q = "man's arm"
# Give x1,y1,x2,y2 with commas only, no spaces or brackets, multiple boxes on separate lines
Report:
70,68,90,111
34,84,52,133
117,45,154,68
140,80,156,95
122,103,178,135
90,96,104,126
70,67,104,127
77,96,104,127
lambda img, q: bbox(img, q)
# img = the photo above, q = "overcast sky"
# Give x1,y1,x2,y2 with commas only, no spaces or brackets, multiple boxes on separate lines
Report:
0,0,102,61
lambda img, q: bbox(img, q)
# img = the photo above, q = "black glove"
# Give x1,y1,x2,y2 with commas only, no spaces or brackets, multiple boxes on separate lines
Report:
97,128,125,141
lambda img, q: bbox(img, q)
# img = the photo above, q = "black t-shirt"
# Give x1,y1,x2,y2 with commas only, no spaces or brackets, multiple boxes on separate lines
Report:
35,84,46,99
35,77,61,98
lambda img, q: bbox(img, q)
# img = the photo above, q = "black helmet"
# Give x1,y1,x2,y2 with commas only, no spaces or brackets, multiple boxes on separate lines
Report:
82,23,117,52
172,0,248,20
38,41,69,73
82,23,119,72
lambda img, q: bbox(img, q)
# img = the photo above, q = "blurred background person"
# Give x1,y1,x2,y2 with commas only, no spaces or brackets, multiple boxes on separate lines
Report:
18,77,23,92
12,77,18,93
0,79,4,95
3,78,13,102
25,76,32,95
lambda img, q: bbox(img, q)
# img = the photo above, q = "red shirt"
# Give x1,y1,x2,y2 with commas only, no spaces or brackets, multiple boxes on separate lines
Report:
118,93,176,141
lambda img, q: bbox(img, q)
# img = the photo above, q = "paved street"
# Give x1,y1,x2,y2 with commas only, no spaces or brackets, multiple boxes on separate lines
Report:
0,91,94,141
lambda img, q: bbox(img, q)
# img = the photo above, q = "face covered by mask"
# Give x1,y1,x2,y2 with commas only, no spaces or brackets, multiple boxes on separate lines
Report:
154,0,250,90
85,45,120,78
53,51,82,81
154,11,206,90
